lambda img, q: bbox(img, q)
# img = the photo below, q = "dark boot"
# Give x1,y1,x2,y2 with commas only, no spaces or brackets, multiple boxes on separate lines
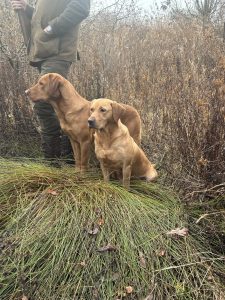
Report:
61,134,74,165
42,136,61,167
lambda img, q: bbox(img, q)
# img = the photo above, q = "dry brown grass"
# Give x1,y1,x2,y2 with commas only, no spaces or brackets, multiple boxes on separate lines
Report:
71,18,225,194
0,4,225,197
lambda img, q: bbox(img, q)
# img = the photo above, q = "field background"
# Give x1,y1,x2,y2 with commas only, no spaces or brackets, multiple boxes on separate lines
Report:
1,0,225,195
0,1,225,298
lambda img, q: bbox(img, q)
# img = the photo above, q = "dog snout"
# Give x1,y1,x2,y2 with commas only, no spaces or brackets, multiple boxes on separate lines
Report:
88,118,96,128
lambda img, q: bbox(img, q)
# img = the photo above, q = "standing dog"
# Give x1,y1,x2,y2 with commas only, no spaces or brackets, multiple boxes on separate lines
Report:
25,73,141,171
88,99,158,188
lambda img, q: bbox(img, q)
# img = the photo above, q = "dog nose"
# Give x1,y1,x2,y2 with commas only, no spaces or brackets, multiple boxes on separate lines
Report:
88,118,95,128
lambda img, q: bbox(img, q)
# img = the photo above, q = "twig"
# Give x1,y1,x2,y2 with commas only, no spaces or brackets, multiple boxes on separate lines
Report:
196,211,225,224
155,257,225,272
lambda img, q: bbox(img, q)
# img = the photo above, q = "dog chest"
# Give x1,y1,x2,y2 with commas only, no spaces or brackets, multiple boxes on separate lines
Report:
95,146,126,168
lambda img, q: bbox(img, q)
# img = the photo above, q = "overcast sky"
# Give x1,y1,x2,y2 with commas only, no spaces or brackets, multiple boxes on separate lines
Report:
101,0,184,10
138,0,155,10
128,0,184,10
95,0,162,10
96,0,183,12
92,0,185,16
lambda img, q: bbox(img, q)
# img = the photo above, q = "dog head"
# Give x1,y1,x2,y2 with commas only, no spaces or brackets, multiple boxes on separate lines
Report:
25,73,64,102
88,98,125,130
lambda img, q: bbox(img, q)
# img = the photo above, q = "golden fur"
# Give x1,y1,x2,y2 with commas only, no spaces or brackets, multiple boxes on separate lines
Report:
89,99,158,188
26,73,141,171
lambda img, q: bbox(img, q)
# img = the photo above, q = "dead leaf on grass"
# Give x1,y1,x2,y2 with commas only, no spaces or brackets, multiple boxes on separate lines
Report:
46,189,58,196
79,261,86,267
87,226,99,235
97,218,105,226
139,251,147,268
156,249,166,257
97,243,117,252
125,286,133,294
166,227,188,237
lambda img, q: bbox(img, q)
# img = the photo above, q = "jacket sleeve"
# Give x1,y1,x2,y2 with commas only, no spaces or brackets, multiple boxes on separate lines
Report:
48,0,90,35
24,4,34,19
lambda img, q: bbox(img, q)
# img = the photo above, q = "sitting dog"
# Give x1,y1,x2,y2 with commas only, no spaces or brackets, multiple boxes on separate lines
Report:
88,99,158,188
25,73,141,171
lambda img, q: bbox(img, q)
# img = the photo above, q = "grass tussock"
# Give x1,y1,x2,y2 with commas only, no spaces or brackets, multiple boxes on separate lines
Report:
188,195,225,255
0,159,225,300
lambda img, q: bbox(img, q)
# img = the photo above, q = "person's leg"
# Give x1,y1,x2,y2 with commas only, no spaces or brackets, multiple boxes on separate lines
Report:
33,60,73,164
34,101,61,162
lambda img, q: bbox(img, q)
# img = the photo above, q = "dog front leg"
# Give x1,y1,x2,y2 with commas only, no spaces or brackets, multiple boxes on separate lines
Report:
80,141,91,172
100,161,110,182
70,140,81,171
122,164,132,189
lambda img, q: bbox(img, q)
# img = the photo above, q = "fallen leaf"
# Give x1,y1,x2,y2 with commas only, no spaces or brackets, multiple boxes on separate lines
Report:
139,251,146,268
79,261,86,267
166,227,188,237
46,189,58,196
97,243,117,252
125,286,133,294
156,249,166,257
98,218,105,226
87,226,99,235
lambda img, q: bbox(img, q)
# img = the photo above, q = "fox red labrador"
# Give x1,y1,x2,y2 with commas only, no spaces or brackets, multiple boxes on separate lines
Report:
26,73,141,171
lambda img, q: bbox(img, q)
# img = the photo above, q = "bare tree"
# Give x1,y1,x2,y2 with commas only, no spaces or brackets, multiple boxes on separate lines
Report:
194,0,220,26
169,0,225,28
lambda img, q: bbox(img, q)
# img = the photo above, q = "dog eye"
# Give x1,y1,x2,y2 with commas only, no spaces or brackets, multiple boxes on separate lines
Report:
90,108,94,112
100,107,106,112
39,82,44,86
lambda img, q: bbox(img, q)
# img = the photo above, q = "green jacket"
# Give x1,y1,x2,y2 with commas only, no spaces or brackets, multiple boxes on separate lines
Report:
25,0,90,66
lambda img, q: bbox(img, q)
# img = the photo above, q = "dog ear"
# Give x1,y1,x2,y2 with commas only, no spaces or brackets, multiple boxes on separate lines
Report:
48,73,62,98
111,102,126,123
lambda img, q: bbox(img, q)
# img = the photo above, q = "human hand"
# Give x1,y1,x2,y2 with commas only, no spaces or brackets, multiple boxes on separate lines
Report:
11,0,27,10
44,25,53,35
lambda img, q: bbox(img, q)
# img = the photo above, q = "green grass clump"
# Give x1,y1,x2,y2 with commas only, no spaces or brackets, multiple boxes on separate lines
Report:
0,159,225,300
188,196,225,255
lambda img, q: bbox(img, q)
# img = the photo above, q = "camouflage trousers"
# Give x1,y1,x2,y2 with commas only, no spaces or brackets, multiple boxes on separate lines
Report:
33,60,73,162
